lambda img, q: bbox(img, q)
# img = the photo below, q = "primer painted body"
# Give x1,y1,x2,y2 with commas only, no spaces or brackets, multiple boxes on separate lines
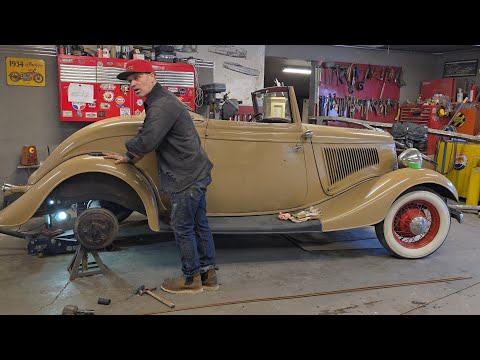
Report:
0,86,458,236
0,156,160,231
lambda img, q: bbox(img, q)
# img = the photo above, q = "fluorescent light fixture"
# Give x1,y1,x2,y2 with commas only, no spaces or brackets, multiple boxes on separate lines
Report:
282,67,311,75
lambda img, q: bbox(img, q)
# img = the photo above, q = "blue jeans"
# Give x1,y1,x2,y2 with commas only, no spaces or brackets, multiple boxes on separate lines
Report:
169,175,216,277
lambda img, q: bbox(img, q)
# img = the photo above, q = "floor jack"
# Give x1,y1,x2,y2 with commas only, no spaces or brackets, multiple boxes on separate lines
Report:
1,207,119,280
26,230,78,257
0,225,79,257
0,226,109,280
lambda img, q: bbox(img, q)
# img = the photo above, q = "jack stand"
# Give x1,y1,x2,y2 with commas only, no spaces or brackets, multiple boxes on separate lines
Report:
67,244,109,281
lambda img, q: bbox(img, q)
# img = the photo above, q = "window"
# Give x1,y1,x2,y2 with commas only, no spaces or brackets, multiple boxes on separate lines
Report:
251,87,292,123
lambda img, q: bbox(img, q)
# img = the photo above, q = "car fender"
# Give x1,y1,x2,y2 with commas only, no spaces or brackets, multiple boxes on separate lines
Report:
319,168,458,231
0,155,160,231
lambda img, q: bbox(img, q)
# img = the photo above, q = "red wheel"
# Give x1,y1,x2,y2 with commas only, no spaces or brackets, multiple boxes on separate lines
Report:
375,189,450,258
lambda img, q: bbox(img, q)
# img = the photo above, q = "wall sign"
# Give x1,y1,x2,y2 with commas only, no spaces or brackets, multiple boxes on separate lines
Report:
443,59,478,78
6,57,46,86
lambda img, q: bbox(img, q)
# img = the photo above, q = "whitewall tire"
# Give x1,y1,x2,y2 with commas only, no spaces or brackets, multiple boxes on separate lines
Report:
375,189,451,259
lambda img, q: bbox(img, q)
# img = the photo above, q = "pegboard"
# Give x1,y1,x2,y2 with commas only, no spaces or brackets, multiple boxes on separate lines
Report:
316,61,403,125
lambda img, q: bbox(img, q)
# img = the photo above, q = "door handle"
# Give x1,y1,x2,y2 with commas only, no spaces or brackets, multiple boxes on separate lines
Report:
303,130,314,139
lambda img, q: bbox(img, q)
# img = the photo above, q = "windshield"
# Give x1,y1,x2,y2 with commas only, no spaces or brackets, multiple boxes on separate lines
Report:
251,87,292,123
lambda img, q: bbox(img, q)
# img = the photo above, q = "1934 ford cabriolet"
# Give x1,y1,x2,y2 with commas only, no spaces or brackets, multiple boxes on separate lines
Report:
0,86,462,259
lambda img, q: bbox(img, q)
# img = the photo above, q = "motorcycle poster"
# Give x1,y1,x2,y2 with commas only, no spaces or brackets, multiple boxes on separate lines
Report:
6,57,45,87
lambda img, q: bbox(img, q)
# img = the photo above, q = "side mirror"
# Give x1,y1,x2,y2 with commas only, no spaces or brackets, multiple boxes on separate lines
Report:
303,130,314,139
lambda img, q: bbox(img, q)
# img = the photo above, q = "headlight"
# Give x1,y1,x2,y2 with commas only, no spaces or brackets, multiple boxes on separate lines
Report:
398,148,423,169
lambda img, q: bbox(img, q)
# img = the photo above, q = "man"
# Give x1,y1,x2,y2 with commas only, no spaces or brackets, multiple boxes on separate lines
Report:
103,59,218,294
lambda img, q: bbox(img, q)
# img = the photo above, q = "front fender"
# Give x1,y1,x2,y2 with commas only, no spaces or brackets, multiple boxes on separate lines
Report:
0,156,160,231
319,168,458,231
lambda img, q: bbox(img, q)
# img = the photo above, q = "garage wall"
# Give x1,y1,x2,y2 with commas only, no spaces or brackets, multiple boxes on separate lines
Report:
192,45,265,105
0,44,265,206
84,45,265,105
435,50,480,97
0,46,84,205
265,45,439,104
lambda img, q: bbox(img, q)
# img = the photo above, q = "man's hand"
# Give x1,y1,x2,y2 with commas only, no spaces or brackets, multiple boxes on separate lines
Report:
103,152,130,164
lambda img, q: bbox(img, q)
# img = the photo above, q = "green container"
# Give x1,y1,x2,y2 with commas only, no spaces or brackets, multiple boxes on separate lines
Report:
408,162,422,169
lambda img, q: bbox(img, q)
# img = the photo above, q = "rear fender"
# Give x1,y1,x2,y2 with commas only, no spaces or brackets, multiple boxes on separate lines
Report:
319,168,458,231
0,156,161,231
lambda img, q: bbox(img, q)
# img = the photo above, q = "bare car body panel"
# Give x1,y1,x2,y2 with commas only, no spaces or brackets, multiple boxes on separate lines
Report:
204,120,309,213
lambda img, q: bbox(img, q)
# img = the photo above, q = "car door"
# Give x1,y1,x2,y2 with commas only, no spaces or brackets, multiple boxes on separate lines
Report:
204,119,308,214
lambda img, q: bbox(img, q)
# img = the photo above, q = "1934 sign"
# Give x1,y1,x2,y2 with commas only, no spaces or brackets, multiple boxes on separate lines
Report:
6,57,45,87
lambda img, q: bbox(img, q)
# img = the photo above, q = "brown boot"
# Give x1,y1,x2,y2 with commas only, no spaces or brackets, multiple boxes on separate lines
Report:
160,274,203,294
201,268,219,291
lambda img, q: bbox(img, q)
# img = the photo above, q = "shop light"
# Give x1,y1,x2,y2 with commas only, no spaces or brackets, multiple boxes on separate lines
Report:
282,67,311,75
54,211,71,222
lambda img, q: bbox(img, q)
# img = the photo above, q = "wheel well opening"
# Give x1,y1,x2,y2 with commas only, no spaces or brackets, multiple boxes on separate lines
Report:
36,172,145,216
401,183,456,202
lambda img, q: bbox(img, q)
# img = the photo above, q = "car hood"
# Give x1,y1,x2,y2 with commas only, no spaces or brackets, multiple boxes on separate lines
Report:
303,123,394,145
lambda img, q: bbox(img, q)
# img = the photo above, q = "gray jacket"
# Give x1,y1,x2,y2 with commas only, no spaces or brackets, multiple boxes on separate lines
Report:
125,83,213,193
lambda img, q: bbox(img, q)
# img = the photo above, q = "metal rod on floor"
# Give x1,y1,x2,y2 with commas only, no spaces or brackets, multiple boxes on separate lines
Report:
138,275,472,315
0,227,27,239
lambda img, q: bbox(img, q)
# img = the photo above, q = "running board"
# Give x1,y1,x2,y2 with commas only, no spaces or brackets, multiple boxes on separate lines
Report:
153,215,322,234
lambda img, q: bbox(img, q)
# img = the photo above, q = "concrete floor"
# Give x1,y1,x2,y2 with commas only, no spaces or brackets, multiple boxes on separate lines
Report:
0,211,479,315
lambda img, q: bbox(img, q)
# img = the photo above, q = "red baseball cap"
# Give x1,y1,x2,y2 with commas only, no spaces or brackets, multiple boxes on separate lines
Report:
117,59,154,80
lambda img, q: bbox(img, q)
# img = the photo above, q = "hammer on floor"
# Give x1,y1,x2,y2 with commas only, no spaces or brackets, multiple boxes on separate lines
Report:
134,285,175,308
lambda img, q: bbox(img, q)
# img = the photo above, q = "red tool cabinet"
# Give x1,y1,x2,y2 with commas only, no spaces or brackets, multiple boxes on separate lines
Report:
58,55,196,122
399,104,450,155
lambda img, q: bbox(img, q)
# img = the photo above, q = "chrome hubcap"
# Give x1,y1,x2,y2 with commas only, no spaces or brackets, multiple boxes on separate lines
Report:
409,216,428,235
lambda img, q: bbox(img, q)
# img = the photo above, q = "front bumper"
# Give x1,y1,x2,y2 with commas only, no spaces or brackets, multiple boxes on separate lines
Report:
448,206,464,224
2,183,31,196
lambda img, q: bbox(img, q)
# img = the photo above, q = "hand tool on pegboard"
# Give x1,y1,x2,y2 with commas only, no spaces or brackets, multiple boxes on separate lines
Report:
323,62,335,85
394,100,401,121
379,67,389,99
357,65,369,91
344,65,353,94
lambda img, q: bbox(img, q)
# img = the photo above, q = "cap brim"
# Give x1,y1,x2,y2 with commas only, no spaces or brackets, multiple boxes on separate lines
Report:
117,71,136,81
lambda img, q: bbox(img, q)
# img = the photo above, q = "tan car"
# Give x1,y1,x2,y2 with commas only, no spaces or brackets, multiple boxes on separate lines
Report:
0,86,462,259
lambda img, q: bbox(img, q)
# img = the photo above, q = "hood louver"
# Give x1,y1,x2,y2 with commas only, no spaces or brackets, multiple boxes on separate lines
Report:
323,147,379,188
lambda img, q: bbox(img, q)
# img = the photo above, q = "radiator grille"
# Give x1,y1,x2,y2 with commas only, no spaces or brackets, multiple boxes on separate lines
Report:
323,147,379,186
